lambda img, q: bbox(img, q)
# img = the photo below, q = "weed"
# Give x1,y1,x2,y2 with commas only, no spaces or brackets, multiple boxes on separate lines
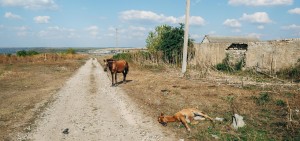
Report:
284,92,295,98
275,99,286,107
242,85,257,90
139,64,165,72
238,127,270,141
252,92,271,105
276,61,300,81
216,53,245,73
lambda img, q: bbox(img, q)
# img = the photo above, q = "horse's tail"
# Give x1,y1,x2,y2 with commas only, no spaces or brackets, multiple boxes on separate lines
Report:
124,61,129,74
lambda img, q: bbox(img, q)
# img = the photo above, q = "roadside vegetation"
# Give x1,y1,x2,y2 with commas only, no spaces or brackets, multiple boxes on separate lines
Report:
107,51,300,140
0,52,88,140
276,59,300,82
104,24,300,140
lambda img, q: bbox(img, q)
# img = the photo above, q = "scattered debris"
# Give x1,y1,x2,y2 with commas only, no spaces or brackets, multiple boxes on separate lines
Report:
211,134,220,139
62,128,69,134
161,89,170,95
232,114,245,130
161,89,170,92
215,117,225,122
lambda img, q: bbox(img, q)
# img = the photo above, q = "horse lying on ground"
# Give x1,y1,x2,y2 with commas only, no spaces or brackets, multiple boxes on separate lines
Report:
104,59,129,86
158,108,214,132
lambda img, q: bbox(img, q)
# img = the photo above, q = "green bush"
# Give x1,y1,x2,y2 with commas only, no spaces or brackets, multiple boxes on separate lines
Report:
252,92,271,105
16,50,27,57
27,50,39,56
216,63,234,72
112,53,132,62
66,48,76,54
275,99,286,107
16,50,39,56
277,59,300,81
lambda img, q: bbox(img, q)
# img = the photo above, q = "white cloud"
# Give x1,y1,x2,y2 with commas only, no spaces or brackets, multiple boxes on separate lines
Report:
208,31,217,35
4,12,21,19
120,10,177,23
86,25,100,37
0,0,58,10
282,24,300,30
34,16,50,24
39,26,78,39
177,16,205,26
288,8,300,15
16,26,28,31
233,29,241,32
120,10,205,26
127,26,148,38
107,26,149,40
228,0,293,6
257,25,265,29
223,19,241,27
189,16,205,26
240,12,272,24
15,26,29,36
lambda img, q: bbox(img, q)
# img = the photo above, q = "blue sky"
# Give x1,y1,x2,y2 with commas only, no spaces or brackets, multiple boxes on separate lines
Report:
0,0,299,48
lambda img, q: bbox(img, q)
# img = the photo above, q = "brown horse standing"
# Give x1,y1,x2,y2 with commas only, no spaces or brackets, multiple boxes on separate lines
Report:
104,59,129,86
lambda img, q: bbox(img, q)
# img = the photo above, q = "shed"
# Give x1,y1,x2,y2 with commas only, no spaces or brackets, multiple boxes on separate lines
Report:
201,35,259,44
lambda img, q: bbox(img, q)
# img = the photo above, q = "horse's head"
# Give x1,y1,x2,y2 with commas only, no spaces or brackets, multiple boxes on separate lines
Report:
103,59,115,72
103,59,110,71
158,113,168,127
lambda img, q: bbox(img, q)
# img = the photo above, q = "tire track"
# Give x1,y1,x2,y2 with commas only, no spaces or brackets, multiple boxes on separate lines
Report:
19,58,175,141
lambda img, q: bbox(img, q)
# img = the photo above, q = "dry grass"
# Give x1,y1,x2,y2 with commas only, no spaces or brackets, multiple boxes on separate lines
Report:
0,54,88,140
100,58,300,140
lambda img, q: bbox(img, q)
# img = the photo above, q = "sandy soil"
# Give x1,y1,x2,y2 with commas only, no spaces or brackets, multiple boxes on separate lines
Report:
18,58,175,141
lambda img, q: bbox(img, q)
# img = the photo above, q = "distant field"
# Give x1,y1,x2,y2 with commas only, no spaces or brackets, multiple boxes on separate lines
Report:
0,47,141,54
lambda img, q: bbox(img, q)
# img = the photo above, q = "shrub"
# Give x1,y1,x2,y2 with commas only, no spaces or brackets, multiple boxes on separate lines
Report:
252,92,271,105
66,48,76,54
27,50,39,56
112,53,132,62
216,63,233,72
16,50,27,57
275,99,286,107
276,60,300,81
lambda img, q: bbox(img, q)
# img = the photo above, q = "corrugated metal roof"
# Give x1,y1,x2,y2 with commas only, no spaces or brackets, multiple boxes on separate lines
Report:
202,35,260,43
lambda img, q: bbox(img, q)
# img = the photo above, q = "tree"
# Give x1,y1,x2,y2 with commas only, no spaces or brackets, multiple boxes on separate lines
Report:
66,48,76,54
146,24,194,63
27,50,39,56
16,50,27,57
146,25,171,54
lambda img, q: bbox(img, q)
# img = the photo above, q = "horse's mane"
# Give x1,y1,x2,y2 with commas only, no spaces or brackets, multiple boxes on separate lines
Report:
106,58,115,62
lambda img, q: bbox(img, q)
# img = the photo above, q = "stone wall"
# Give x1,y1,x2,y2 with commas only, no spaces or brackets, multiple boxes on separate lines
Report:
246,40,300,72
192,40,300,72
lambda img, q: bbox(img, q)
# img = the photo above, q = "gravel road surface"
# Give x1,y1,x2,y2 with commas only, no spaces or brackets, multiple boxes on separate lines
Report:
21,58,175,141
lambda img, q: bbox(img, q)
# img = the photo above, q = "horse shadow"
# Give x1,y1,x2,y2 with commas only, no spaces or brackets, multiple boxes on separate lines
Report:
113,80,133,86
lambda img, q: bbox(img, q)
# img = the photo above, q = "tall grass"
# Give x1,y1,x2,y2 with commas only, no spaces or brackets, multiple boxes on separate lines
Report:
276,59,300,82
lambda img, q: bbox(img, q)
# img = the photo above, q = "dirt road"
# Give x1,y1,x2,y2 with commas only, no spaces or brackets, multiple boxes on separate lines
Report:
20,59,175,141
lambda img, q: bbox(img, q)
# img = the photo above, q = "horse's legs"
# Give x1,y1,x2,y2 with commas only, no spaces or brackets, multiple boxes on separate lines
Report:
115,73,117,85
122,72,126,83
111,72,114,86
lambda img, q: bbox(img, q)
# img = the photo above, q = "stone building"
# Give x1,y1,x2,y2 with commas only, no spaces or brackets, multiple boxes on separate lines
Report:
193,35,300,73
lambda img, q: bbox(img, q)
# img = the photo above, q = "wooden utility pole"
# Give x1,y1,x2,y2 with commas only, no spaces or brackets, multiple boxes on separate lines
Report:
115,28,118,48
181,0,190,75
